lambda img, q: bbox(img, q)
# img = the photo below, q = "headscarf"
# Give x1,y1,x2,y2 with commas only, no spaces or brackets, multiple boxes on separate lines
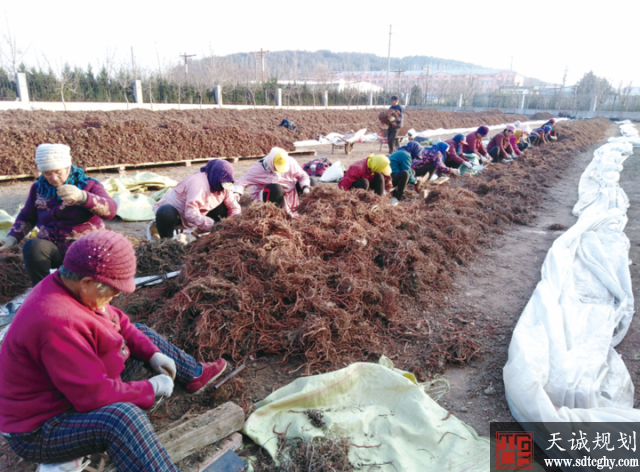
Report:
435,142,450,156
367,154,392,175
398,141,423,160
452,134,466,154
200,159,234,193
36,165,96,201
543,125,552,133
261,147,290,174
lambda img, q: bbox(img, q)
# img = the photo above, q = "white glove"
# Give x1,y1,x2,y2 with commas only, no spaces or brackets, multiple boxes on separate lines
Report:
0,236,17,251
149,374,174,397
463,161,473,169
451,169,461,176
479,156,488,164
234,192,241,202
149,352,176,379
57,185,87,204
302,186,311,195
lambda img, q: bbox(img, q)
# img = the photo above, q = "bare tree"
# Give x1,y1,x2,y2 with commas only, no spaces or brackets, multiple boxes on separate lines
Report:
114,64,133,108
1,14,31,75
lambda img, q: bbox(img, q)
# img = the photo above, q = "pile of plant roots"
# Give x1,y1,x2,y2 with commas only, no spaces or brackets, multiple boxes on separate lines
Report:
0,248,30,305
144,118,608,377
0,108,527,177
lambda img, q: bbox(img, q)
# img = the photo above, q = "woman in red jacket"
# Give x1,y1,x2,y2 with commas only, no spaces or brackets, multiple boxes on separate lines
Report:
0,231,227,472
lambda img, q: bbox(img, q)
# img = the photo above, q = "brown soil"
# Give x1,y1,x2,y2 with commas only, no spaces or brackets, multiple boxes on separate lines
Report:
0,116,616,472
0,108,528,176
530,112,555,120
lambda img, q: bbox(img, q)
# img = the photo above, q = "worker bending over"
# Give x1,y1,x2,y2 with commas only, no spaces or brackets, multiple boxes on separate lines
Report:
0,144,117,286
387,150,416,201
444,134,473,171
339,154,396,199
462,126,491,164
234,147,310,218
487,125,516,163
0,231,228,472
411,142,460,180
153,159,241,238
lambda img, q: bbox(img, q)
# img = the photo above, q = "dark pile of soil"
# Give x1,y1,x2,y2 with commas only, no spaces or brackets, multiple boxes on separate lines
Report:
530,112,555,120
0,108,528,176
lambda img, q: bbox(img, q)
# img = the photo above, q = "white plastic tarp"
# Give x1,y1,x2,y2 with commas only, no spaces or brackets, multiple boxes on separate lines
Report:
504,123,640,428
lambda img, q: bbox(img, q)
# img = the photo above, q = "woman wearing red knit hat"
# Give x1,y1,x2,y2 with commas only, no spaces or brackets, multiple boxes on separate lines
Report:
0,231,228,471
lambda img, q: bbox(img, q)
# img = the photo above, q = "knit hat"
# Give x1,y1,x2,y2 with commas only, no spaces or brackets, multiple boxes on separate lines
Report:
63,231,137,293
543,125,552,132
477,126,489,137
35,144,72,172
367,154,392,176
514,120,521,127
548,118,556,125
505,125,516,132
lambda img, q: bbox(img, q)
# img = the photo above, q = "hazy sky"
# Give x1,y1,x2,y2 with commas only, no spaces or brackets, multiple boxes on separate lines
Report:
2,0,638,87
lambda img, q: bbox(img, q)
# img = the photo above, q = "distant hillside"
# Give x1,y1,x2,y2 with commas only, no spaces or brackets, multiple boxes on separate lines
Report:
217,50,484,80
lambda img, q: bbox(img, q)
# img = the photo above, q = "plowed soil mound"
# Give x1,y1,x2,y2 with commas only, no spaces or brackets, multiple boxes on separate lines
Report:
0,108,527,176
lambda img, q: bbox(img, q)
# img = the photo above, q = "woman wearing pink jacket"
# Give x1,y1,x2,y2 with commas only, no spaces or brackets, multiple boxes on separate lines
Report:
233,147,310,217
153,159,241,238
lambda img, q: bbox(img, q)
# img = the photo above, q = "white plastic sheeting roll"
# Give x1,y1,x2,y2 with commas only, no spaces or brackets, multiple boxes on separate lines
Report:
504,121,640,425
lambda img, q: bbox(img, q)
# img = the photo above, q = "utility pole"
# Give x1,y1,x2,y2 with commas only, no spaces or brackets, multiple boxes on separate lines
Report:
422,66,430,105
391,69,404,96
252,49,269,84
386,25,392,92
180,52,196,81
131,47,136,77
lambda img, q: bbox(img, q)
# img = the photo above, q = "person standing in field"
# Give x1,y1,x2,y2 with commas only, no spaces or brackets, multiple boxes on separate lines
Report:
386,95,404,155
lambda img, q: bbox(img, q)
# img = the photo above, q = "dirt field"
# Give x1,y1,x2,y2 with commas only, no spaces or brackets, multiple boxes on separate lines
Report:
0,108,528,176
0,116,632,471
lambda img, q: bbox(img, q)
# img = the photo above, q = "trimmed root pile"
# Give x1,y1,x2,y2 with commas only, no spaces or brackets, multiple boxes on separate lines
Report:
147,185,491,376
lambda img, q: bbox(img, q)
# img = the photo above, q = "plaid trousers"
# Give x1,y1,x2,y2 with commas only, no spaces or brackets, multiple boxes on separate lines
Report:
4,324,199,471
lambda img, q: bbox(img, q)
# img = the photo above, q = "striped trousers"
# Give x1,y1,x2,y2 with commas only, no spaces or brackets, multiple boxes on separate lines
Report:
3,324,199,472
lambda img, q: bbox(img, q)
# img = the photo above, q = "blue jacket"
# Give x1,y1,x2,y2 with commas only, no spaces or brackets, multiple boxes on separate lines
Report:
389,151,417,184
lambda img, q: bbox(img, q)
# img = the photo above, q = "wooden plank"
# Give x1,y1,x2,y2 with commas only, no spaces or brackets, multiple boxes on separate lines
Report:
159,402,245,463
104,402,245,472
0,151,317,182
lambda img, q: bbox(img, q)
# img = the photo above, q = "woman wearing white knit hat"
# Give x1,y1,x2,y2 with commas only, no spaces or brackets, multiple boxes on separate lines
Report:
0,144,118,286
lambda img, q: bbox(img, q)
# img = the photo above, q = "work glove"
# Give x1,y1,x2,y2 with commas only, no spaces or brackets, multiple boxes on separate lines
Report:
234,192,241,202
463,161,473,169
479,155,488,164
57,185,87,204
149,374,174,397
451,169,461,176
0,236,17,251
302,186,311,195
149,352,177,380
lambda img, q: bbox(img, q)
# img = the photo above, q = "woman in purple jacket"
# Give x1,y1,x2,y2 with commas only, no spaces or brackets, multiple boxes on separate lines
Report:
0,144,117,286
